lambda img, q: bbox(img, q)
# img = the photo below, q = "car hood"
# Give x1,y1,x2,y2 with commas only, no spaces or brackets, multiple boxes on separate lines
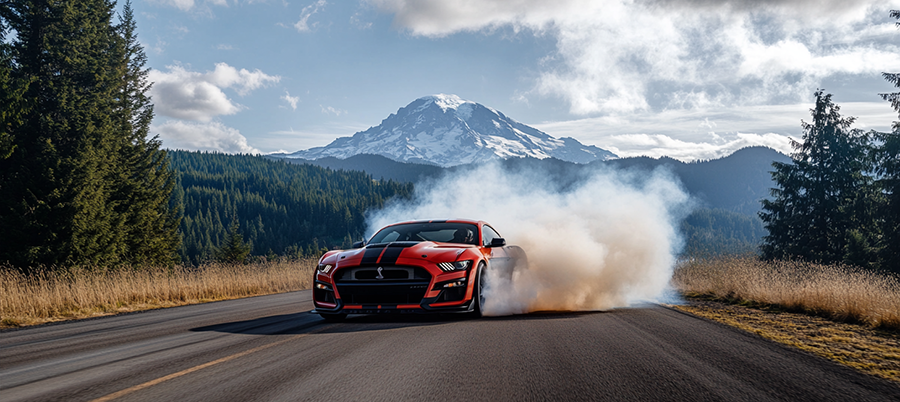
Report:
323,241,476,268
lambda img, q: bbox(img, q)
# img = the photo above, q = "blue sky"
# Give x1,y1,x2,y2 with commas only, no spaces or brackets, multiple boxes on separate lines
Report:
135,0,900,161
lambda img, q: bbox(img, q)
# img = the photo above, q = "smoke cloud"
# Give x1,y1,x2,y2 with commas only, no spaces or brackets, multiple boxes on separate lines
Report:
367,162,692,315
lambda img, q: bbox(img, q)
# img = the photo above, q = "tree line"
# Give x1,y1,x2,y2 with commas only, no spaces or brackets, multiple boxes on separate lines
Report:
0,1,179,273
170,151,412,264
760,87,900,273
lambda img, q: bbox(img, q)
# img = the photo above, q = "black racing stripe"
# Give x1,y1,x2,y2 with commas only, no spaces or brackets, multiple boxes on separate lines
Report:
361,245,386,265
379,242,415,265
428,220,447,224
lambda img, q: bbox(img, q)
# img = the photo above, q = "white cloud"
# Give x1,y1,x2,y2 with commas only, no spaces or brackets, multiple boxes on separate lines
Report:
204,63,281,96
532,101,896,161
369,0,900,115
295,0,326,32
281,90,300,110
149,63,280,121
150,0,228,11
601,132,796,161
320,105,346,116
147,38,167,55
154,120,260,154
152,0,195,11
350,12,374,29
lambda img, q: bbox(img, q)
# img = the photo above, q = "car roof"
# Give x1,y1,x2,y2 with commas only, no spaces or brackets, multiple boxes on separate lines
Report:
382,219,485,228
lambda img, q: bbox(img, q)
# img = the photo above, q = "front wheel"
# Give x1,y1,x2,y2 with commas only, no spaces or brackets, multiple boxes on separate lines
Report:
470,262,486,318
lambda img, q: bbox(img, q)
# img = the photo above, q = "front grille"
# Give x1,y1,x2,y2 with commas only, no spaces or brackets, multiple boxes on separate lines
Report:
335,266,430,282
334,266,431,305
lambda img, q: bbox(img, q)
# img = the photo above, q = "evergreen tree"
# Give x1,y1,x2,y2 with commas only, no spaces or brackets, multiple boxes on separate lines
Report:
873,128,900,271
0,0,179,271
760,91,876,265
0,11,31,160
879,11,900,130
216,220,251,264
110,1,180,265
0,0,123,269
875,9,900,271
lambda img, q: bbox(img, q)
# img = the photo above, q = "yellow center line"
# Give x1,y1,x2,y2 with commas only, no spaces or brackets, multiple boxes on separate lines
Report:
91,334,306,402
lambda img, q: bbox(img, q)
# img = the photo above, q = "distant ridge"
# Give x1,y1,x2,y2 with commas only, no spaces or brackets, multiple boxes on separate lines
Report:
283,146,789,216
272,94,616,167
603,146,791,215
276,154,443,183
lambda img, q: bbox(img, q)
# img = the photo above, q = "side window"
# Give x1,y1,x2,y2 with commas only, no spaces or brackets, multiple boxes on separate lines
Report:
482,225,500,246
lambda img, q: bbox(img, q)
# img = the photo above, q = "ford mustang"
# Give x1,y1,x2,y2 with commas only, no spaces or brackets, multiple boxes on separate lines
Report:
311,219,527,321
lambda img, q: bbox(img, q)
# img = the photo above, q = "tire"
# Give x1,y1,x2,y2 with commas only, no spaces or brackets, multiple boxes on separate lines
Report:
319,313,347,322
470,262,486,318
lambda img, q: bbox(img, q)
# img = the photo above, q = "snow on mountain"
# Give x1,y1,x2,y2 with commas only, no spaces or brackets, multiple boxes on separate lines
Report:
277,94,617,167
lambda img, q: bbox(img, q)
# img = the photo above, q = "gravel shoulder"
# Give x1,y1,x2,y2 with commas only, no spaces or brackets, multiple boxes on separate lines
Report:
669,298,900,384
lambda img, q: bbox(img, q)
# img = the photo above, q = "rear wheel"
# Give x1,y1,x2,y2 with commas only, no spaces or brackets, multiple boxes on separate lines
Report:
319,313,347,322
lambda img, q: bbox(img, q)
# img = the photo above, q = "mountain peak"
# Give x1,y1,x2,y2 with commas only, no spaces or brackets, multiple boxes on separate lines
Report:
278,95,617,167
418,94,470,111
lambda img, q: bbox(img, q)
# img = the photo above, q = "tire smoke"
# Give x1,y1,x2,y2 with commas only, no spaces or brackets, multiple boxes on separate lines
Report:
367,161,691,315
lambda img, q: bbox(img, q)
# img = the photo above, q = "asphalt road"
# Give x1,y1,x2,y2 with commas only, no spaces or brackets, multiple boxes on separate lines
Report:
1,291,898,402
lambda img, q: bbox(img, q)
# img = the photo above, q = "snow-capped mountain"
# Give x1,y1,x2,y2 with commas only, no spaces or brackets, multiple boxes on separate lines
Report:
277,94,616,167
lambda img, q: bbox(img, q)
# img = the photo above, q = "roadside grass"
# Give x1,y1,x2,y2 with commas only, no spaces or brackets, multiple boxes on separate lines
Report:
671,300,900,384
671,255,900,383
0,259,316,329
672,256,900,331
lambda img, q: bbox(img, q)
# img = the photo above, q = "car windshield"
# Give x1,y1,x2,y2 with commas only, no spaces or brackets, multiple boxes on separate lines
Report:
369,222,478,245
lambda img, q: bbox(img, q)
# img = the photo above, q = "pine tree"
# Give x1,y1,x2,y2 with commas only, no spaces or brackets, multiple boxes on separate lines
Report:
0,0,179,271
216,220,251,264
110,1,180,265
0,0,123,269
0,12,31,160
760,91,876,265
875,9,900,272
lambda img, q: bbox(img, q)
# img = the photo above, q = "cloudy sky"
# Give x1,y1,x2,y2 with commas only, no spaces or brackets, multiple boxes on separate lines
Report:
135,0,900,161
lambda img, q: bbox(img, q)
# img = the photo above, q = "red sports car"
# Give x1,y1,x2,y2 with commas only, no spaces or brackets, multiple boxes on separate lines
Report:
311,219,527,321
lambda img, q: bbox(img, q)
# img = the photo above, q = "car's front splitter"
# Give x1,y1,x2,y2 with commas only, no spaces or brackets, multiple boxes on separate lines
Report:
311,296,475,315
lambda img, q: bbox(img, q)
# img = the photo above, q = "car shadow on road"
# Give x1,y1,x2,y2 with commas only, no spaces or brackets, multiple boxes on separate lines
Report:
190,311,464,335
191,310,608,336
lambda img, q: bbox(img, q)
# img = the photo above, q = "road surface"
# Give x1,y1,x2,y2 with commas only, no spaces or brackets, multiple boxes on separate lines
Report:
1,291,897,401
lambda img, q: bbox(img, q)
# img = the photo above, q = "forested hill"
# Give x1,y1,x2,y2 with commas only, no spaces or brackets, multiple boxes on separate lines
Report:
604,146,792,215
288,147,790,215
169,151,412,264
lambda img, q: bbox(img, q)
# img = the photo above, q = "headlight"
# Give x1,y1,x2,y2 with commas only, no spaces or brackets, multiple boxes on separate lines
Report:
316,264,333,273
437,260,472,272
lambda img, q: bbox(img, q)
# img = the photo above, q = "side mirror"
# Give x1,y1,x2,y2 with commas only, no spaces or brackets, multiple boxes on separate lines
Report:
351,241,365,249
489,238,507,248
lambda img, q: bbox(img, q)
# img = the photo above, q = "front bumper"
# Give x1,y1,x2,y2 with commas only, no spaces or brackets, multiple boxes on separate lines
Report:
313,264,475,314
312,286,476,314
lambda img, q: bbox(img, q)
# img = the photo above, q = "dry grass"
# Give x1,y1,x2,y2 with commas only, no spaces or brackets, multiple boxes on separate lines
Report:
672,256,900,331
670,300,900,383
0,259,317,329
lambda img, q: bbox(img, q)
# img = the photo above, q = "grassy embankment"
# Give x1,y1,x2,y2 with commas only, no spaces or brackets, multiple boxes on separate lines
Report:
672,256,900,383
0,259,317,329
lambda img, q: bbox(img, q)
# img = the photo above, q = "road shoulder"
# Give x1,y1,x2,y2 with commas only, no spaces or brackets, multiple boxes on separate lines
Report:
668,298,900,384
